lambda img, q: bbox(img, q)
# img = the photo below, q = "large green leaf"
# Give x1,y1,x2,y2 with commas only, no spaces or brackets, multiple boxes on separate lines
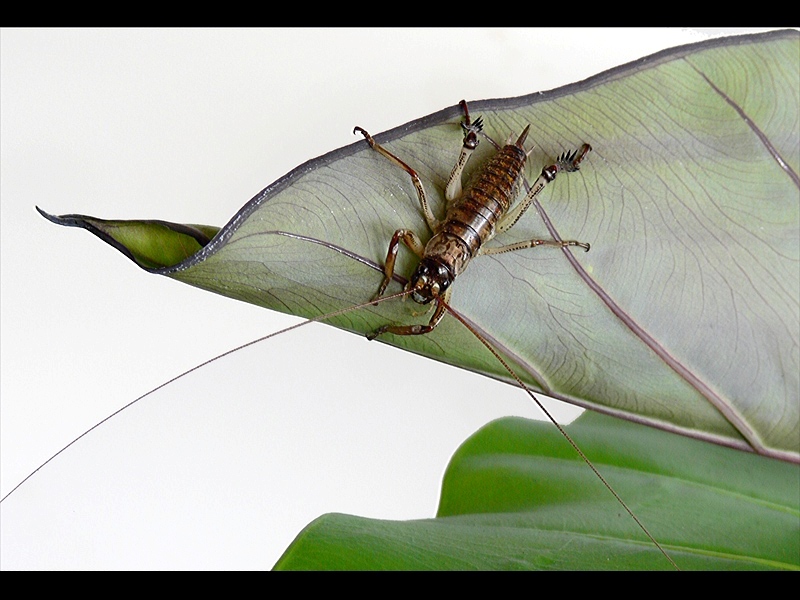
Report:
39,30,800,461
274,412,800,570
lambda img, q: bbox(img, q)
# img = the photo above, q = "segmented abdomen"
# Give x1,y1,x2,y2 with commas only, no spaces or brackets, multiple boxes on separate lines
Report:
424,143,526,276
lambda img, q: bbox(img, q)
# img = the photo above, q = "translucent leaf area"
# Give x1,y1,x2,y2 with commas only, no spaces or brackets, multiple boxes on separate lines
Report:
41,30,800,459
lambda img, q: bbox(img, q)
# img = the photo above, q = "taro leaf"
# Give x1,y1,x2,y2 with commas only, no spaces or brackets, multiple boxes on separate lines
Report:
274,412,800,570
39,30,800,461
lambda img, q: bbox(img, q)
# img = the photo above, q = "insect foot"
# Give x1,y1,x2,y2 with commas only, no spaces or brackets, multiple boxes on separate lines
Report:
353,126,376,148
558,143,592,173
366,326,389,341
458,99,483,150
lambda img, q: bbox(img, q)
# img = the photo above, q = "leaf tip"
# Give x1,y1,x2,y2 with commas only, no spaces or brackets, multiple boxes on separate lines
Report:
35,205,57,222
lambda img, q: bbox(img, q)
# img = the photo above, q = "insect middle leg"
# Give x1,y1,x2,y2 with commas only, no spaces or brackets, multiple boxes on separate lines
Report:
353,127,439,232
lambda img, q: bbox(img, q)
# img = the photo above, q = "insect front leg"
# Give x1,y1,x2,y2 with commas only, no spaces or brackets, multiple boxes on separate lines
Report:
373,228,425,300
354,127,439,232
367,297,447,340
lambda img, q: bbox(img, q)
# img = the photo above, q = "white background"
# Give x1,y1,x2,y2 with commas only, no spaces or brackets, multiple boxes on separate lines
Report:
1,28,766,570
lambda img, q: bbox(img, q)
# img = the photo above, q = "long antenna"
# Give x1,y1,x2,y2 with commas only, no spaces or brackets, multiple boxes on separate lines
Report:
3,287,680,570
441,298,680,570
1,289,412,504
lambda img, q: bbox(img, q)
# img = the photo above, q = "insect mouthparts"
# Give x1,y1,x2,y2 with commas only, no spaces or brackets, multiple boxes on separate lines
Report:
410,258,454,304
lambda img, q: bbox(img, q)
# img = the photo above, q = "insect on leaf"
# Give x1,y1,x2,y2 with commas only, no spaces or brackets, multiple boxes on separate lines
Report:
39,29,800,462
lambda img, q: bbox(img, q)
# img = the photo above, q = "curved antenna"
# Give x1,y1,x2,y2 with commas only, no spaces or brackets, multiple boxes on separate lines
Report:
440,298,680,571
1,289,412,503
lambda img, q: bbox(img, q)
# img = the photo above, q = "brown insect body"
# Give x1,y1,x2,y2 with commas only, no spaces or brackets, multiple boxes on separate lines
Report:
422,130,528,284
357,102,590,338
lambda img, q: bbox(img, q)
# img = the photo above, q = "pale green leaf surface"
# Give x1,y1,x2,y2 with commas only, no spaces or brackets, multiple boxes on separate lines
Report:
40,30,800,460
274,412,800,570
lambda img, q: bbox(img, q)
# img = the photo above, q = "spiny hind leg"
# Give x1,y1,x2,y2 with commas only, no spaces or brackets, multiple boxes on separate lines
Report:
354,126,439,232
373,228,425,301
496,143,592,235
479,238,589,256
444,100,484,202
